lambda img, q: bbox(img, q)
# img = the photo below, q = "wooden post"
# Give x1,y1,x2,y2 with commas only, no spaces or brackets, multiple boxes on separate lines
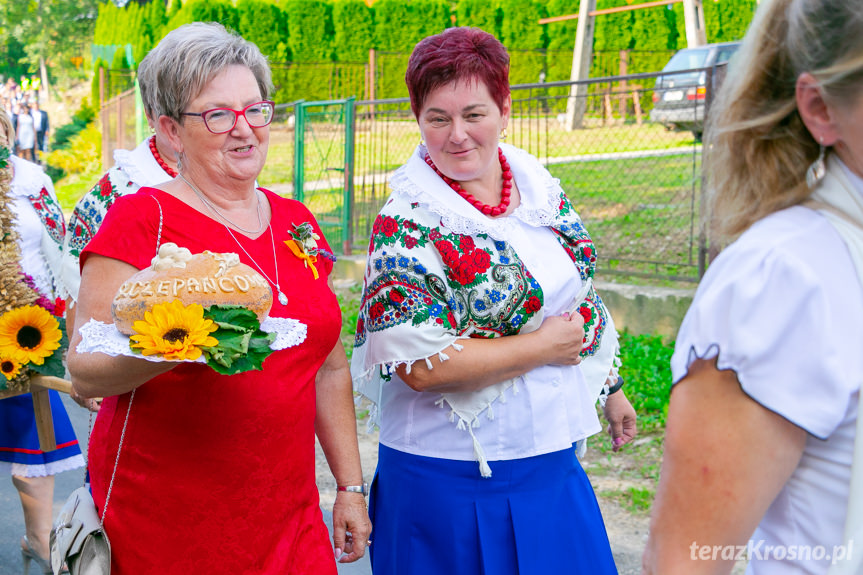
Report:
618,50,629,119
30,388,56,452
682,0,707,47
565,0,598,130
368,48,376,123
633,90,643,125
603,91,613,125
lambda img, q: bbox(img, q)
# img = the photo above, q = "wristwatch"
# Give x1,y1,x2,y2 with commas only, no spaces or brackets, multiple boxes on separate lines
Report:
337,483,369,497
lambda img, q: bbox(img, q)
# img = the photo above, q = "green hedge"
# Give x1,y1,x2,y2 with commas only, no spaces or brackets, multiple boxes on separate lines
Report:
91,0,758,101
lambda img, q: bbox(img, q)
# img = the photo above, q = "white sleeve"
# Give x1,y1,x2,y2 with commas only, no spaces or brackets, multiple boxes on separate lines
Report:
672,212,863,439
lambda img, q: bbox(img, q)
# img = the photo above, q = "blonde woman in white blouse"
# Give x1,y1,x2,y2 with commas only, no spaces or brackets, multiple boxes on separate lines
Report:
643,1,863,573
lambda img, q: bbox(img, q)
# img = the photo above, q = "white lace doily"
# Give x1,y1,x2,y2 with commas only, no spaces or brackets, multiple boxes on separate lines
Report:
76,317,307,363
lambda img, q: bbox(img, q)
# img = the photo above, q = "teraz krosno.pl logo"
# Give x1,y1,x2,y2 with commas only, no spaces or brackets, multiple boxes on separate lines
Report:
689,540,854,564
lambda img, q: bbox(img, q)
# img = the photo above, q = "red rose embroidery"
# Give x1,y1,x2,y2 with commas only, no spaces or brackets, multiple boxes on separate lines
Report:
578,306,593,323
356,317,365,334
389,290,405,304
404,235,418,249
98,175,113,198
523,296,541,313
381,217,399,237
583,246,593,259
369,302,386,321
471,249,491,272
459,235,475,251
429,229,442,241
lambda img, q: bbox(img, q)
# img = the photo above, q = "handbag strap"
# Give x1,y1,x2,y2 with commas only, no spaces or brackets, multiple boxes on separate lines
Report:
87,194,165,527
804,199,863,574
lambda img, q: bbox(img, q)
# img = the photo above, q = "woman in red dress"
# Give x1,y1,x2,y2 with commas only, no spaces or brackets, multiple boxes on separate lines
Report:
66,23,371,573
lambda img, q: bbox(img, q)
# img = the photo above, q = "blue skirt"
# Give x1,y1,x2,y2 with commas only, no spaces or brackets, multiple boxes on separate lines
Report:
369,443,618,575
0,391,84,475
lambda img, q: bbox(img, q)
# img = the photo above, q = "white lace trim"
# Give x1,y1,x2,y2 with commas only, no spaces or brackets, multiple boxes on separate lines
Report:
76,317,307,363
0,454,86,478
389,143,563,242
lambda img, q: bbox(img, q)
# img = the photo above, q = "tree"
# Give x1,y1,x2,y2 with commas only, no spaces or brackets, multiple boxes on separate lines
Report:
0,0,99,97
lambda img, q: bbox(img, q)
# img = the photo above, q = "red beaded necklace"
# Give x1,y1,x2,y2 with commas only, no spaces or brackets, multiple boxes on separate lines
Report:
148,135,178,178
424,148,513,217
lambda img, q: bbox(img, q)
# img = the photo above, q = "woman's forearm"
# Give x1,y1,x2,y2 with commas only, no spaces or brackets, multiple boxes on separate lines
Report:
398,313,585,393
315,341,364,485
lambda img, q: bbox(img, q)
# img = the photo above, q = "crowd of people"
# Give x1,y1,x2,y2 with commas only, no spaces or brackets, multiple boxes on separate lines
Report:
1,0,861,573
1,77,49,164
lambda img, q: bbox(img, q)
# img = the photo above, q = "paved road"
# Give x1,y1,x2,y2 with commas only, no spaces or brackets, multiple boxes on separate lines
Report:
0,393,370,574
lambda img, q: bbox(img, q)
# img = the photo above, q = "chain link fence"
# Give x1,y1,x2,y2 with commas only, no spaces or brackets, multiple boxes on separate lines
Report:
339,67,722,282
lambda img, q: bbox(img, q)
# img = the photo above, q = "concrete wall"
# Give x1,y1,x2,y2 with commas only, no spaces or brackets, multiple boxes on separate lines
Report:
333,256,695,339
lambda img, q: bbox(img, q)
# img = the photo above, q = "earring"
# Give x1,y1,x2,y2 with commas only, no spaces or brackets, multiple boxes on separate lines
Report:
419,138,425,147
176,152,184,173
500,128,508,141
806,138,826,189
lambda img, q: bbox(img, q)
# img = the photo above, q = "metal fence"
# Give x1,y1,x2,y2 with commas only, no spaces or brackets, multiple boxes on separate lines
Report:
98,64,722,283
271,65,723,283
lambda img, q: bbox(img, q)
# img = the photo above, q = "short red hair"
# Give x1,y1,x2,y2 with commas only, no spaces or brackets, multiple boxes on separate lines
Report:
406,27,510,118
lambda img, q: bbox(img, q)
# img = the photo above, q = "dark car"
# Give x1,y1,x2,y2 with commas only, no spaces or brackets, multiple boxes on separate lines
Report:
649,41,740,140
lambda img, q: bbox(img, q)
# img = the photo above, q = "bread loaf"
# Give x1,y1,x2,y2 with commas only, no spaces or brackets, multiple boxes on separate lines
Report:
112,243,272,335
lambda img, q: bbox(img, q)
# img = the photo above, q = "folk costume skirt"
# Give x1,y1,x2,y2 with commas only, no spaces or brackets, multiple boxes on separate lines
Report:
369,443,618,575
0,392,84,477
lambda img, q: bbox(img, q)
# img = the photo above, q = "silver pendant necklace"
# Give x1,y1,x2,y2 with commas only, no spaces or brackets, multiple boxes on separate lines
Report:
181,173,265,235
181,174,288,306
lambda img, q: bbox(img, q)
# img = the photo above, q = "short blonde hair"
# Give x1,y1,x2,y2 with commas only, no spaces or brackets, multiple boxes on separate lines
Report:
704,0,863,241
139,22,273,122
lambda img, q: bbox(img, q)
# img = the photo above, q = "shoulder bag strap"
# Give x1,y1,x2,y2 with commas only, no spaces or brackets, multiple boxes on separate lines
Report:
92,194,164,527
804,200,863,574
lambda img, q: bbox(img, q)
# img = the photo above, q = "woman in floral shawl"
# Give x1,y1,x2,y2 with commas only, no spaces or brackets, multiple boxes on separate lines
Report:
351,27,636,575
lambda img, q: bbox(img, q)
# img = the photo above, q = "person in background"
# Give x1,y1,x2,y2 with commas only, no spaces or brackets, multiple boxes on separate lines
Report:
351,27,635,575
0,109,84,575
30,100,48,160
15,102,35,162
642,0,863,573
66,22,370,573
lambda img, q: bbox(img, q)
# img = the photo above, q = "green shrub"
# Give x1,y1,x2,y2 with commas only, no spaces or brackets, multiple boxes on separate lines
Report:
617,330,674,432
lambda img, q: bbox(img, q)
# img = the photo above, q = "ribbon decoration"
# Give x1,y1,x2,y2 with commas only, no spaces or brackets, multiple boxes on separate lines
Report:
284,239,319,279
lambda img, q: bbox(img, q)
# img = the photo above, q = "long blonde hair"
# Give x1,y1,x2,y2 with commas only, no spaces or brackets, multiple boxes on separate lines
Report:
704,0,863,241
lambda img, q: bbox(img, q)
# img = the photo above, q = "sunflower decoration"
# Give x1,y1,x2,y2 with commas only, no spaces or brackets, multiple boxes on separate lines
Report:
128,299,276,375
130,299,219,361
1,358,23,381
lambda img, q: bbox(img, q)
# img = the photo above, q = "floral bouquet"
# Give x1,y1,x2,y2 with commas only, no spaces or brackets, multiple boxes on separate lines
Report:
127,299,276,375
0,145,68,394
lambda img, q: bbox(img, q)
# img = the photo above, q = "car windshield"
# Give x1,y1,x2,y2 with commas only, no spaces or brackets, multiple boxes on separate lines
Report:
664,48,710,72
658,48,710,84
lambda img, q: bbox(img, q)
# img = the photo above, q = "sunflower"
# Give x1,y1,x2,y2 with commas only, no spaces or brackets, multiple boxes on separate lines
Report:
0,305,63,366
130,299,219,361
1,357,23,380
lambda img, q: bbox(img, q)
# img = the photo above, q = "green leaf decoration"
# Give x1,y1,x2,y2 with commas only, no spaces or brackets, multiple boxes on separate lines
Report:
200,305,276,375
0,146,9,170
30,317,68,379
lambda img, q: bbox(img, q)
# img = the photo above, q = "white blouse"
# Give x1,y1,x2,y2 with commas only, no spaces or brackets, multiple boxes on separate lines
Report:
672,164,863,574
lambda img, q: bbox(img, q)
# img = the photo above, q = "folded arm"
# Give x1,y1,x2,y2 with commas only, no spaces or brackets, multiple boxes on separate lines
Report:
397,312,586,393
